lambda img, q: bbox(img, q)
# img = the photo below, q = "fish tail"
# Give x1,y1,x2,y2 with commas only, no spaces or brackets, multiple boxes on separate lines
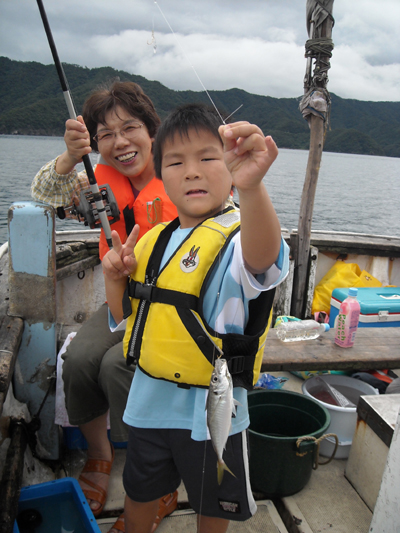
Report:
217,460,236,485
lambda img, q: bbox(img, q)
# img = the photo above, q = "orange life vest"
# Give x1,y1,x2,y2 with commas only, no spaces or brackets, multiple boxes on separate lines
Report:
94,163,177,260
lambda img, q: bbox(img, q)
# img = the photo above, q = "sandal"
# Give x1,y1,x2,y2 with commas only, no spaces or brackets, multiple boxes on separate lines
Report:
108,513,125,533
78,444,115,517
107,491,178,533
152,491,178,532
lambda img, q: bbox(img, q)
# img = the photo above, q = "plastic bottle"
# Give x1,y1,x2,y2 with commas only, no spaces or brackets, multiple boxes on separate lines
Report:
275,319,330,342
334,287,361,348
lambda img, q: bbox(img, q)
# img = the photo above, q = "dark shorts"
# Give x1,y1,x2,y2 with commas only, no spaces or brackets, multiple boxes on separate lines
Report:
123,427,256,521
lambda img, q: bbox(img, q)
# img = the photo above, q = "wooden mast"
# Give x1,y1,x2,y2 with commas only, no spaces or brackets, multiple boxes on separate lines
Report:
291,0,335,318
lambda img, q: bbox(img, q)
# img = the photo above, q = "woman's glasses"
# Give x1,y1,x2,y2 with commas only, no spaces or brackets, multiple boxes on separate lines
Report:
93,122,144,144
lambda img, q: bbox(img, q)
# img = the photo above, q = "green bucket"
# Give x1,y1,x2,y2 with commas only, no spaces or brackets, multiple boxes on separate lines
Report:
248,389,331,497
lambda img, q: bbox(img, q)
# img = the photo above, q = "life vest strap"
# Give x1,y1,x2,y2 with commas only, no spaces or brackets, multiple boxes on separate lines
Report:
127,279,199,310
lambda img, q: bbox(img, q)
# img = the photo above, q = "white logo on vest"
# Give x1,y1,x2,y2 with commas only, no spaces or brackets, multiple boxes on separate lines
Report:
181,245,200,273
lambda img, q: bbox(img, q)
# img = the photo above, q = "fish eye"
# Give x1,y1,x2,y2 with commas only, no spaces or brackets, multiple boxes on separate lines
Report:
212,376,218,383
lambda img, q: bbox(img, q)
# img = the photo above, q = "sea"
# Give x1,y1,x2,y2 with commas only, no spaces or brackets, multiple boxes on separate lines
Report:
1,134,400,245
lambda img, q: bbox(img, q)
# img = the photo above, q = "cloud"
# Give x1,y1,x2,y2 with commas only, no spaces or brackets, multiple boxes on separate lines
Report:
1,0,399,102
330,45,400,101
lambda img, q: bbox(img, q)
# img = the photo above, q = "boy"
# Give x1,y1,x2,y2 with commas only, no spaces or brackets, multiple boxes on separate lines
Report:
103,103,289,533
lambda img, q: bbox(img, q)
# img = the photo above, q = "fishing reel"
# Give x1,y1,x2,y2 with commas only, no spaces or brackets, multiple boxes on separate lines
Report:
56,184,120,229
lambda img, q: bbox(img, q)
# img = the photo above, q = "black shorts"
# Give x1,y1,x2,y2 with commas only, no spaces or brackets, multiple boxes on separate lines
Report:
123,427,257,521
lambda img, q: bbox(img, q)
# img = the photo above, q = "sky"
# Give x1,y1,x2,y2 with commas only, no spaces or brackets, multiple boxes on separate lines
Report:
1,0,399,103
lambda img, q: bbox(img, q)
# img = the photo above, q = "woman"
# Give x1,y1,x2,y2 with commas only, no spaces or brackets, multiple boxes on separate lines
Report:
31,81,178,533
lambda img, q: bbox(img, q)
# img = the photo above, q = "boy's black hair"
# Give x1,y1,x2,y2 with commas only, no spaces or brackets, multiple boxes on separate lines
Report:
153,103,223,179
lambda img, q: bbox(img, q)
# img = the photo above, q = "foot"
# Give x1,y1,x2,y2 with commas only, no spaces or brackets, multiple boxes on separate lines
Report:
78,444,115,516
108,513,125,533
107,491,178,533
151,491,178,532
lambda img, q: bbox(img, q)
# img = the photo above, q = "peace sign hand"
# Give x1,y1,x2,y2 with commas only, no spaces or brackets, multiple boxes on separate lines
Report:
102,225,139,281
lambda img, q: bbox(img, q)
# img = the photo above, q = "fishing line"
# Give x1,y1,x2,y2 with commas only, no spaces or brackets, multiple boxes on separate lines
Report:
153,1,226,125
155,0,231,368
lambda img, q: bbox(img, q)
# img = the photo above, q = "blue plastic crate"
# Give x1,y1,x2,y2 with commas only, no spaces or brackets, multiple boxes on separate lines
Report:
329,287,400,328
14,477,101,532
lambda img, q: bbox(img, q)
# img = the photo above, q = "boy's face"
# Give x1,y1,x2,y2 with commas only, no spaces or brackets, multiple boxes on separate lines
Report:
161,128,233,229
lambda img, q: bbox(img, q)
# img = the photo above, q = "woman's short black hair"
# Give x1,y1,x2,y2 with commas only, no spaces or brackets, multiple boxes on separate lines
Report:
153,103,223,179
83,80,160,152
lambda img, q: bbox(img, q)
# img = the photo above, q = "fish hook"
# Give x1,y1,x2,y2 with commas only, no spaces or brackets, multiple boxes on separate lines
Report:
147,28,157,54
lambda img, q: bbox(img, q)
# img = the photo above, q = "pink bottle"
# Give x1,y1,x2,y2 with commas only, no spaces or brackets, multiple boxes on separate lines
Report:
334,287,361,348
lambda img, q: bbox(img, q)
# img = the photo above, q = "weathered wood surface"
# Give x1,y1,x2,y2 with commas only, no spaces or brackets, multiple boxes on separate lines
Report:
306,230,400,258
0,315,24,416
0,420,29,533
55,234,100,280
56,255,100,281
262,328,400,372
291,114,325,318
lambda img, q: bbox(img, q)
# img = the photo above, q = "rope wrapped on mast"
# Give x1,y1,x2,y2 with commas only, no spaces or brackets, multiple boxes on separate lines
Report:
305,37,334,88
300,0,334,130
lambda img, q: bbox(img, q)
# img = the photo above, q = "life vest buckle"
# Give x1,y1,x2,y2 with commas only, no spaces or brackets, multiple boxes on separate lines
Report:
133,281,154,302
228,356,245,375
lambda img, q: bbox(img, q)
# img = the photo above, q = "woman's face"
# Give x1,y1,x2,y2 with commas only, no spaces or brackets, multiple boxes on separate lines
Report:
96,106,154,185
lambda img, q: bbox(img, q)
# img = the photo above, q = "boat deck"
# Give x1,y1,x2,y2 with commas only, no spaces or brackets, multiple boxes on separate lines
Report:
60,371,377,533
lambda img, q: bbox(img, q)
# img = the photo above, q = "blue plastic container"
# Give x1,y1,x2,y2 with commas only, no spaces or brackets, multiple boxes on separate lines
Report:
63,427,127,449
14,478,101,533
329,287,400,328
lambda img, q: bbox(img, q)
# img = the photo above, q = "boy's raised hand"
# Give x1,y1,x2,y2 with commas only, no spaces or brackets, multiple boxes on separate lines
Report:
102,225,140,281
218,122,278,190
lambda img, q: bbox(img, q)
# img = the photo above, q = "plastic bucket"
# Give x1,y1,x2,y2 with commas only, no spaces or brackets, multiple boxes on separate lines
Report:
302,374,379,458
248,389,331,497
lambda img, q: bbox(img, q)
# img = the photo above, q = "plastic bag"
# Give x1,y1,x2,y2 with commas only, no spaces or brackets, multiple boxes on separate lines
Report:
255,373,288,389
311,261,382,315
274,315,301,327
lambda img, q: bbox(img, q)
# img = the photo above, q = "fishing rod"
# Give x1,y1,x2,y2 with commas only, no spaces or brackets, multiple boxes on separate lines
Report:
36,0,113,249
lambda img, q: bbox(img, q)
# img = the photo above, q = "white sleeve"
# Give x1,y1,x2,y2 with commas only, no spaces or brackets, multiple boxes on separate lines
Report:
231,234,290,299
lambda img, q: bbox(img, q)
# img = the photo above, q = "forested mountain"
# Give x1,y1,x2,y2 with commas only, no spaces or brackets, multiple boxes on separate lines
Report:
1,56,399,157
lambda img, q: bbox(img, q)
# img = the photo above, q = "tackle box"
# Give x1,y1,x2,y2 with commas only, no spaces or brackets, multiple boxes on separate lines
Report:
329,287,400,328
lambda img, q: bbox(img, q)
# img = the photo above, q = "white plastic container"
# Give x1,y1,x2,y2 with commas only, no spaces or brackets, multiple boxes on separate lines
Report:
302,374,378,458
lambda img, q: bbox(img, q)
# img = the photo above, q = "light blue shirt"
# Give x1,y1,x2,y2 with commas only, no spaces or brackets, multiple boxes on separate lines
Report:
120,227,289,441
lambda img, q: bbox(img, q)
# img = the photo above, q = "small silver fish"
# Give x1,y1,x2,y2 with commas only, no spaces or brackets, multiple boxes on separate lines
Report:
206,358,239,484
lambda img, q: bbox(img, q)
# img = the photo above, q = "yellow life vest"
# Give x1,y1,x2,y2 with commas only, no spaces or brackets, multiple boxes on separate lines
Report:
122,208,275,390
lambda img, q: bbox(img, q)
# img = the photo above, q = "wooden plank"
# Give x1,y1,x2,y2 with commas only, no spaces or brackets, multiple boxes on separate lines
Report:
262,328,400,372
307,230,400,257
0,420,29,533
304,246,318,318
56,255,100,281
0,315,24,416
369,409,400,533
